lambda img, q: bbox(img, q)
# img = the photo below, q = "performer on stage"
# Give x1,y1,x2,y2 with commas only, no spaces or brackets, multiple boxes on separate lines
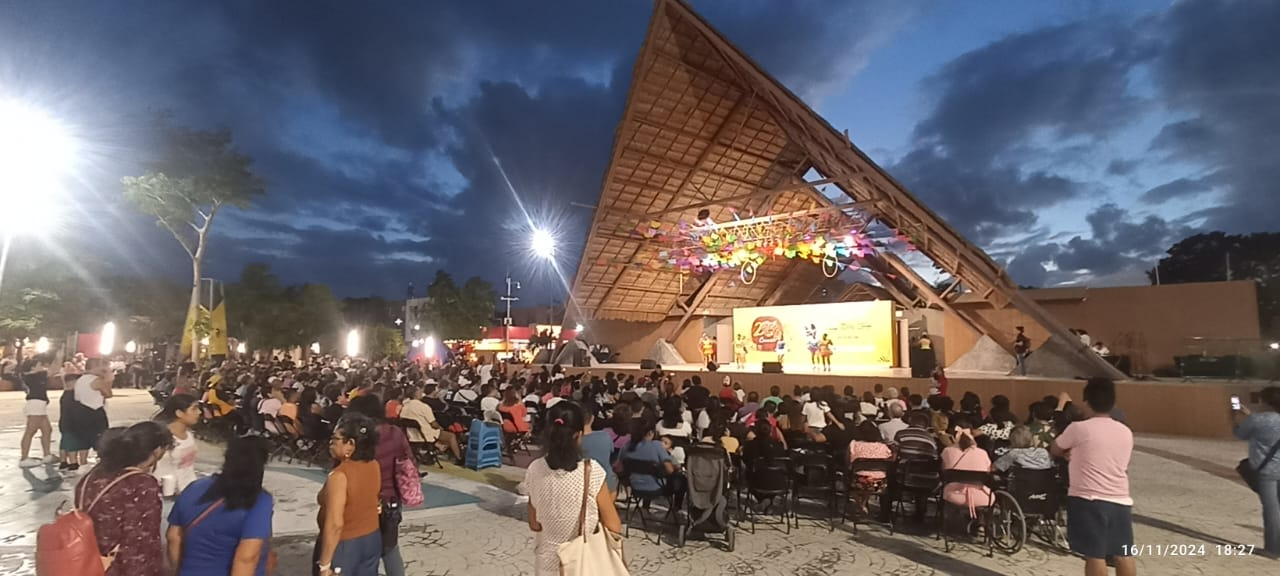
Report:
805,324,820,370
775,338,787,365
700,334,716,368
818,333,833,372
734,334,748,370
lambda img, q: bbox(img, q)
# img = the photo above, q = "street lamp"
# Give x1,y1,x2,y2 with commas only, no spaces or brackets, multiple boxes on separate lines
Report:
531,228,556,259
346,329,360,357
99,322,116,356
0,101,76,296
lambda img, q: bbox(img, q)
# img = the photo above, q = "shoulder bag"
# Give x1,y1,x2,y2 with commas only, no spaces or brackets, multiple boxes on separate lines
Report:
1237,435,1280,493
556,460,628,576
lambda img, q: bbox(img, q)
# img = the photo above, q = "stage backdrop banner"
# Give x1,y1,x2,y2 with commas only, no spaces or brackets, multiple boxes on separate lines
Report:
733,301,895,368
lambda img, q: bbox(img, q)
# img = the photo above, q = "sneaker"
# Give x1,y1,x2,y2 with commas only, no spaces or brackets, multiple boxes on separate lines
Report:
58,462,69,471
67,464,80,473
19,458,42,468
42,455,60,465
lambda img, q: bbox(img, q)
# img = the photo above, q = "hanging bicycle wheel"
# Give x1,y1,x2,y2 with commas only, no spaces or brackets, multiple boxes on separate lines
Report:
821,254,839,278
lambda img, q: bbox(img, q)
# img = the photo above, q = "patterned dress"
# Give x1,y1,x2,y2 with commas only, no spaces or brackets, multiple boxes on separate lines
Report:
75,467,165,576
525,458,606,575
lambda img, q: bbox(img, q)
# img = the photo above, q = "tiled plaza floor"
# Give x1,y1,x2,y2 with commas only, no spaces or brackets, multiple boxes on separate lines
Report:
0,389,1275,575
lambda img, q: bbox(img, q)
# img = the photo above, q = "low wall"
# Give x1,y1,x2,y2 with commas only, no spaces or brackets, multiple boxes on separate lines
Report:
562,366,1253,439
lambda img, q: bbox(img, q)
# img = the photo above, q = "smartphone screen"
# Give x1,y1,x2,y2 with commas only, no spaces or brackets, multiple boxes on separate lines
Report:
1230,395,1242,411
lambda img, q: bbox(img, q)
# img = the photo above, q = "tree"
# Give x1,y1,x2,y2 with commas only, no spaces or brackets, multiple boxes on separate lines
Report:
1150,231,1280,336
365,324,407,360
226,263,342,354
413,271,496,340
122,125,264,361
294,283,342,352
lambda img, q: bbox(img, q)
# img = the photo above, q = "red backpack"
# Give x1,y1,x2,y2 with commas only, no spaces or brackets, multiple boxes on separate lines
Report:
36,469,143,576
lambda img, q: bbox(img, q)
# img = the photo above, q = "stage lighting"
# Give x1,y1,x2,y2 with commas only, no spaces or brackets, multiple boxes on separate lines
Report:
124,340,137,354
99,322,116,355
424,336,436,358
346,329,360,357
34,336,50,354
310,342,321,355
575,323,584,333
531,228,556,259
1270,342,1279,351
236,342,247,354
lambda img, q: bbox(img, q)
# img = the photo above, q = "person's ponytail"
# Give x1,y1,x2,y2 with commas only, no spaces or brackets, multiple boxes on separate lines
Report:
543,401,585,472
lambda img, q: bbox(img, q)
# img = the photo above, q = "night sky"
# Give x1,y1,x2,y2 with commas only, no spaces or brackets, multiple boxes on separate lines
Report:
2,0,1277,302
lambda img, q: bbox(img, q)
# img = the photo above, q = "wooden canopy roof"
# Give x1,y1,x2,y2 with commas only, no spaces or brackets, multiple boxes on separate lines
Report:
568,0,1122,378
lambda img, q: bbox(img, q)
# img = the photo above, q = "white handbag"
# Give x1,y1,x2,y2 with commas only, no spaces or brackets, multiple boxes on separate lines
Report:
556,460,628,576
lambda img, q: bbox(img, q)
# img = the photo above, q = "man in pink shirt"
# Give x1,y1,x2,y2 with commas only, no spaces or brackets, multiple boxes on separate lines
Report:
1051,378,1136,576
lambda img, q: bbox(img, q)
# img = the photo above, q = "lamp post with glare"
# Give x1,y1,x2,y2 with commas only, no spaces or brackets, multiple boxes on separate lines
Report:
346,329,361,358
0,101,76,297
99,322,116,356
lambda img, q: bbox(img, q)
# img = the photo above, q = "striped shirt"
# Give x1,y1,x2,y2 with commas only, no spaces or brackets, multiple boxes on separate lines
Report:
894,426,939,461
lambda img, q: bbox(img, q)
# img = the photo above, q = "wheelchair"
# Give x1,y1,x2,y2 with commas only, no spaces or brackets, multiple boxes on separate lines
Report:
1002,465,1070,551
937,469,1025,556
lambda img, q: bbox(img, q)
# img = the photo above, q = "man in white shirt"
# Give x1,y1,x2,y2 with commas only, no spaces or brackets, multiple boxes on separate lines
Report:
878,403,908,442
478,358,493,386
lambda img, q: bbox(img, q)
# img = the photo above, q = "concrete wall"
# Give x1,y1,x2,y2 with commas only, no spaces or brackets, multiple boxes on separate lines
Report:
943,281,1260,374
589,318,710,363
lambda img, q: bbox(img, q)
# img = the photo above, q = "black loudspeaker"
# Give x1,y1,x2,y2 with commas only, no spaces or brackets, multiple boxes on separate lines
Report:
707,361,719,372
640,359,658,370
762,361,783,374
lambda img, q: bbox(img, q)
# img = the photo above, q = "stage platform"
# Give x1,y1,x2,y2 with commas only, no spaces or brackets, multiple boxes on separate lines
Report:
557,363,1263,440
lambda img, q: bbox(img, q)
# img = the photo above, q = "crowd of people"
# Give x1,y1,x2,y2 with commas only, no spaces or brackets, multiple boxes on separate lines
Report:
12,346,1280,574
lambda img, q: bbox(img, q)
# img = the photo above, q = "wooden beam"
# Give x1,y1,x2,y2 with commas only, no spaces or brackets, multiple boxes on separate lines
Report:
645,177,851,219
576,282,679,297
591,94,748,311
669,272,721,340
759,260,805,306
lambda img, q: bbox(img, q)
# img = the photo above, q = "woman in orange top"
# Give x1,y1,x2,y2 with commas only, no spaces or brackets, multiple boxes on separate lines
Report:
316,414,382,576
498,387,530,434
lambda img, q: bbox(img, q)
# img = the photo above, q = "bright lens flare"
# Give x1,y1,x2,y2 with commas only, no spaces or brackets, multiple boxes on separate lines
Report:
532,228,556,259
346,329,360,357
0,101,75,234
99,322,116,356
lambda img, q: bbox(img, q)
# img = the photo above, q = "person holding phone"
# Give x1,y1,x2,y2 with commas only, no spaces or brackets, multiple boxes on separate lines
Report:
1233,386,1280,556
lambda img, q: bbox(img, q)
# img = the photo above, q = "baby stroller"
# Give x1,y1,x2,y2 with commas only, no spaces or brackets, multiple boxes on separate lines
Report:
678,445,735,551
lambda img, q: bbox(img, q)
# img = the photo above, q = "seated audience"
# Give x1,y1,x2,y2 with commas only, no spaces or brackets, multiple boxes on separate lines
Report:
498,387,530,434
848,419,893,514
941,415,993,517
738,391,760,422
622,418,684,508
993,425,1052,471
741,416,786,472
399,385,462,462
655,396,692,438
878,403,908,442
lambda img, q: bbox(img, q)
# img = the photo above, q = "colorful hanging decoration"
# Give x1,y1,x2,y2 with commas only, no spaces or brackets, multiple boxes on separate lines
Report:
600,205,923,276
